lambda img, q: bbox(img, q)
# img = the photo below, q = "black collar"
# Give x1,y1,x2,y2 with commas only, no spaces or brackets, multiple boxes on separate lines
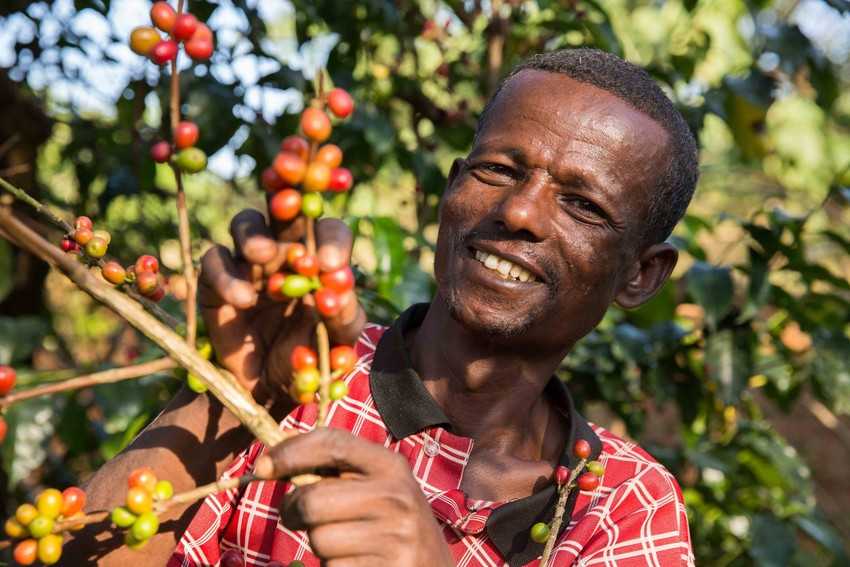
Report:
370,303,602,566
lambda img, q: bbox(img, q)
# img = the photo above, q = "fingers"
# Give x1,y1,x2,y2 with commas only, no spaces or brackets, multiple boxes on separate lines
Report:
307,521,380,560
230,209,278,265
281,478,376,531
316,218,353,272
254,428,404,480
198,245,257,310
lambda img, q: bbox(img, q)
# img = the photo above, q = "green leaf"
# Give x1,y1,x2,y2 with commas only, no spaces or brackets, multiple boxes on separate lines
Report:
704,329,751,406
749,514,795,567
0,316,49,366
810,331,850,415
686,262,734,329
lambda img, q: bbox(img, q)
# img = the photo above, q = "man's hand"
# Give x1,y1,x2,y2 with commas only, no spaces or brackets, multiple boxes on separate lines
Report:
198,209,366,403
254,429,456,567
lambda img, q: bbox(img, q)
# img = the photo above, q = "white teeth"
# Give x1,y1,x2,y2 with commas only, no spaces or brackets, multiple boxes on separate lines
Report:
472,250,537,283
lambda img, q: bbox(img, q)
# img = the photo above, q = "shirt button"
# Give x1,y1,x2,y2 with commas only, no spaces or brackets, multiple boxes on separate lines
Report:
424,439,440,457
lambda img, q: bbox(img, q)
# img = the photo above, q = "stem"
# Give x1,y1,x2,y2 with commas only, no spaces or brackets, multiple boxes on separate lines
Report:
0,358,176,410
316,322,331,425
0,176,72,233
540,459,586,565
170,0,198,348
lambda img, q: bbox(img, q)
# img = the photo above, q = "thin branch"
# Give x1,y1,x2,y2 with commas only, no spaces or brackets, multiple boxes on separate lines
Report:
541,459,586,565
0,176,72,233
316,322,331,425
0,358,176,410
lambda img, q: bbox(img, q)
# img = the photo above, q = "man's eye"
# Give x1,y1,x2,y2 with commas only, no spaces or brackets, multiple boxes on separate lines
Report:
474,163,516,180
561,196,606,220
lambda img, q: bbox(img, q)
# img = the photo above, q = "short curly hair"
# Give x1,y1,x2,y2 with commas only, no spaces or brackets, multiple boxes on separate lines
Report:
476,48,699,246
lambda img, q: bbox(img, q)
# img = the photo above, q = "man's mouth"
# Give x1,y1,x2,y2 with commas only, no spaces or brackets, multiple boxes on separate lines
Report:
472,249,539,283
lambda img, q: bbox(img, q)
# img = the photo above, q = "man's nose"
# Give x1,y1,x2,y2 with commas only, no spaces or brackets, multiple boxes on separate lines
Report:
494,169,550,241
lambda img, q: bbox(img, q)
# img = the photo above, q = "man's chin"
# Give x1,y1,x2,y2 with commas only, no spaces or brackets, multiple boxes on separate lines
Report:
443,289,538,341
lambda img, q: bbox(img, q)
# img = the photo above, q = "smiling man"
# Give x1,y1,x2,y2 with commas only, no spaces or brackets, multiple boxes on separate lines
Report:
68,48,698,567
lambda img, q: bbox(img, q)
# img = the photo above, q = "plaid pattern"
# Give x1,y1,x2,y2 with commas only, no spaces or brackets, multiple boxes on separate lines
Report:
169,323,694,567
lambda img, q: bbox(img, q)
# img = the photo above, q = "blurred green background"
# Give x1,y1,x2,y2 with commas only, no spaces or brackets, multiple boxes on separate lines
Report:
1,0,849,564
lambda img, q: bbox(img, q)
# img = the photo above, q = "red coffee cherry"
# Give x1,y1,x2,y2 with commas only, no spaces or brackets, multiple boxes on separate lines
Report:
555,465,570,487
315,288,342,317
136,271,159,296
130,26,161,56
172,13,198,42
102,261,127,285
75,216,93,230
329,345,357,373
0,365,16,396
128,467,158,492
286,243,307,266
150,39,178,65
303,162,331,192
148,286,166,302
319,266,354,293
61,487,87,517
273,152,306,185
135,255,160,274
150,141,172,163
174,121,199,149
328,167,353,192
61,238,79,252
261,167,285,192
269,189,302,222
191,22,213,42
572,439,591,460
577,471,599,491
0,416,6,443
150,1,177,33
290,346,318,371
300,108,331,142
266,272,286,301
185,37,213,61
327,88,354,119
292,254,319,277
220,548,244,567
315,144,342,168
74,227,93,245
280,135,310,161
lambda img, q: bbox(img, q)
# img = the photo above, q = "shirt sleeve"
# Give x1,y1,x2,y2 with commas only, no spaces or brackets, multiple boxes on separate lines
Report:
167,440,265,567
573,465,694,567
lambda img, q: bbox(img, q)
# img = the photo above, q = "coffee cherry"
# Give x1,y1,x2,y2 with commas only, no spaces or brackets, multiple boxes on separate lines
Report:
328,167,353,192
176,147,207,173
329,380,349,401
0,365,16,395
5,517,26,538
269,189,302,222
294,368,321,394
292,254,319,277
27,515,54,538
126,487,153,515
0,416,6,443
186,373,208,393
37,534,63,565
135,255,159,274
273,152,306,185
154,480,174,501
573,439,591,460
61,238,79,252
124,530,148,550
111,506,137,528
280,135,310,161
150,39,179,65
185,37,213,61
74,227,93,246
303,162,331,192
85,236,108,259
577,471,599,491
555,465,570,487
13,539,37,566
130,26,161,56
315,144,343,168
36,488,63,519
172,13,198,42
15,504,38,526
93,229,111,244
136,271,159,296
150,1,177,32
190,22,213,42
286,243,307,266
150,141,172,163
131,512,160,541
61,487,86,517
329,345,357,373
530,521,550,543
327,88,354,118
301,192,324,219
220,549,245,567
315,288,341,317
290,346,318,371
587,460,605,477
102,261,127,285
282,275,312,298
75,216,93,230
128,467,158,493
175,121,199,149
149,284,166,303
300,108,332,142
261,167,285,192
266,272,286,301
319,266,354,293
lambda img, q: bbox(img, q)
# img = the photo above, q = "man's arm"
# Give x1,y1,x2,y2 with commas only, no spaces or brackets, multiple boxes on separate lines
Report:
60,386,255,565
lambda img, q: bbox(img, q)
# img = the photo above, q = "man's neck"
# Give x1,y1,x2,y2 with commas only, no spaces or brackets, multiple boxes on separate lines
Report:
408,298,569,461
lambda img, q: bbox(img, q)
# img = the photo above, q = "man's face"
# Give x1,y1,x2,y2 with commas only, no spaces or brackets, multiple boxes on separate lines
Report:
434,70,670,350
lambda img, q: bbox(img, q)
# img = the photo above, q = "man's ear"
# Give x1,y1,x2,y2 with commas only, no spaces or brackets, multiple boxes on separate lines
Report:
614,242,678,309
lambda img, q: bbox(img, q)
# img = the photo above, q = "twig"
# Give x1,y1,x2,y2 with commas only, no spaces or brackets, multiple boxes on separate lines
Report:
170,0,198,348
0,358,176,410
0,176,72,233
540,459,586,565
316,322,332,425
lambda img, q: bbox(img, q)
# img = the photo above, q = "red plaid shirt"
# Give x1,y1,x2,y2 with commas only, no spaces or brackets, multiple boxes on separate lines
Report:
170,305,694,567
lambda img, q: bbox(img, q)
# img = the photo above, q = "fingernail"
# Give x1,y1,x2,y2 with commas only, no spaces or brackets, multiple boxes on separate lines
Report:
232,285,256,308
254,455,274,479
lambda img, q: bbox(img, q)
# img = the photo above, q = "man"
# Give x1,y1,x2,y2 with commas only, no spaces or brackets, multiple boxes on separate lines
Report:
66,48,698,566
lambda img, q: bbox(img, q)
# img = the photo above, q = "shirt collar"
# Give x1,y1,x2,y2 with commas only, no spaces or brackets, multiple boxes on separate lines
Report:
370,303,603,566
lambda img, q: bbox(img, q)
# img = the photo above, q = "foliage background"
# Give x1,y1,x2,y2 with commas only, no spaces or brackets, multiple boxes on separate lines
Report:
1,0,850,564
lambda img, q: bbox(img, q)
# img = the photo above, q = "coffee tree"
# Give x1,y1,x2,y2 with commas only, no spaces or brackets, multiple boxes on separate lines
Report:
0,0,849,564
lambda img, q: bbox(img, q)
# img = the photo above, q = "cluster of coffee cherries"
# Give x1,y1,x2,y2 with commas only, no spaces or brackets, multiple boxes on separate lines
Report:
263,88,355,223
149,120,207,175
0,365,16,442
110,467,173,550
61,216,111,260
130,2,213,65
529,439,605,545
220,549,305,567
288,344,356,404
5,487,86,565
